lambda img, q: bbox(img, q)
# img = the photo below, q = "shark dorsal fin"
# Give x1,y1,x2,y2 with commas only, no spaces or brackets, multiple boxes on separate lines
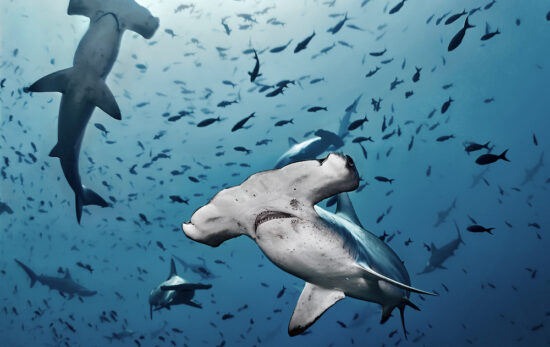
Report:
430,242,437,251
335,193,363,228
288,282,345,336
64,269,71,279
168,259,177,279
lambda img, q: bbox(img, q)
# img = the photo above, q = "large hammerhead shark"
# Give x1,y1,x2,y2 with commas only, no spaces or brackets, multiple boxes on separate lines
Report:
28,0,159,223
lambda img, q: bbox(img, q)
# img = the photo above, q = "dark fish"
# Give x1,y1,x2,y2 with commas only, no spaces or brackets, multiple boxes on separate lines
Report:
327,13,348,34
389,0,406,14
232,112,255,132
481,25,500,41
445,10,466,25
369,49,387,57
307,106,327,112
197,117,221,127
467,225,495,234
448,17,475,51
352,136,374,143
217,100,238,108
359,143,368,160
365,66,380,77
270,39,293,53
375,176,394,184
441,97,454,114
248,50,261,82
533,134,538,146
436,135,454,142
475,150,509,165
276,286,286,298
222,313,234,320
169,195,188,204
294,32,316,53
336,320,347,328
348,116,368,131
94,123,108,134
188,176,199,183
484,0,496,10
139,213,151,225
275,119,293,127
156,241,166,251
234,146,251,154
412,67,421,82
464,141,490,154
408,136,414,151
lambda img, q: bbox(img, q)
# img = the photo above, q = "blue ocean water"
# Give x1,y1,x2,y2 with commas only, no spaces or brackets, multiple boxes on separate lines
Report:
1,0,549,346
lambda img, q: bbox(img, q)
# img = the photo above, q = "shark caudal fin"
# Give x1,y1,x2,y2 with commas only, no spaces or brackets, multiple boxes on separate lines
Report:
14,259,38,288
75,187,109,223
28,68,72,93
288,282,345,336
380,298,420,340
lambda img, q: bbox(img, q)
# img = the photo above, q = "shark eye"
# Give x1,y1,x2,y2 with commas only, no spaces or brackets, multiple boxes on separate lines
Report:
345,155,355,168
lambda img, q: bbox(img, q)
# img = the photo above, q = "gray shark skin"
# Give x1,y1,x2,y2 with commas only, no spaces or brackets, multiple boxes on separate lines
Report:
182,154,435,337
28,0,159,223
521,152,544,185
433,198,456,227
149,259,212,319
418,221,465,275
338,93,363,139
14,259,97,298
275,130,344,169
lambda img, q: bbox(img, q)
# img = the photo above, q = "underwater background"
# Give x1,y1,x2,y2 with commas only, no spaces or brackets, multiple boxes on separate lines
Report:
1,0,549,346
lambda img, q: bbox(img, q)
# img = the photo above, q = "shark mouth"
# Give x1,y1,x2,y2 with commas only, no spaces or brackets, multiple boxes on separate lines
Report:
254,211,295,230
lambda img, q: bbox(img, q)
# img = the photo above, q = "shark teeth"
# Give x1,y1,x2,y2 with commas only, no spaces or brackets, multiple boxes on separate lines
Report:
255,211,294,230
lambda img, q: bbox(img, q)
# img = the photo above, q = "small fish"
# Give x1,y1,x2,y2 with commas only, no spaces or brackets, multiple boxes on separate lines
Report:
197,117,221,127
533,134,538,146
475,150,509,165
412,67,421,82
445,10,467,25
94,123,108,134
222,313,234,320
365,66,380,77
375,176,394,184
464,141,490,154
348,116,368,131
294,32,316,53
232,112,255,132
248,49,261,82
441,97,454,114
467,225,495,234
234,146,251,154
448,17,475,51
369,49,387,57
274,119,293,127
436,135,455,142
389,0,406,15
276,286,286,298
352,136,374,143
327,13,349,34
307,106,327,112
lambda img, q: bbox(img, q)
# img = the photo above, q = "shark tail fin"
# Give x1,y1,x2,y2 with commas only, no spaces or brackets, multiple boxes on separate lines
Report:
49,143,63,158
91,80,122,120
14,259,38,288
75,187,109,223
28,68,72,93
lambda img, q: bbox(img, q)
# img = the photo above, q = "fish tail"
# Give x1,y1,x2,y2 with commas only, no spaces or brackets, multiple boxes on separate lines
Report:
14,259,38,288
464,16,475,29
76,187,109,223
499,149,510,162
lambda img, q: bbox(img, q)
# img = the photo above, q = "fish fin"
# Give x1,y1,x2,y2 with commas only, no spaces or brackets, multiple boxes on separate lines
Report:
48,143,63,158
438,265,447,270
29,68,72,93
288,137,298,146
76,186,109,223
358,264,437,296
380,304,394,324
183,300,203,309
288,282,345,336
430,242,437,251
335,193,363,228
499,149,510,162
14,259,38,288
91,80,121,120
168,258,177,279
161,283,212,291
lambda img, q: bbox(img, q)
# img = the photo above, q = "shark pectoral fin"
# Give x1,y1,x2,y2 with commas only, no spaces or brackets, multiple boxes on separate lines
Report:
358,264,437,296
184,300,203,309
161,283,212,291
288,282,345,336
335,193,363,228
91,81,121,120
29,68,72,93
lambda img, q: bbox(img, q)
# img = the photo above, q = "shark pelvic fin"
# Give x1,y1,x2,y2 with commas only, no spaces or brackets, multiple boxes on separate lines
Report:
29,68,72,93
335,193,363,228
288,282,345,336
358,263,437,296
75,186,109,223
91,80,121,120
48,143,63,158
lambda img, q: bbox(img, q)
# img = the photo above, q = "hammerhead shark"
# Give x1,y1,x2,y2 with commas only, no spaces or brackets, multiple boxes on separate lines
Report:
418,221,465,274
275,129,344,169
28,0,159,223
521,152,544,185
182,154,435,337
14,259,97,298
434,198,457,227
149,259,212,319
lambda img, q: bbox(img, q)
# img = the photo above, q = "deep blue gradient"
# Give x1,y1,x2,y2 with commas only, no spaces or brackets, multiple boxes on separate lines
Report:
1,1,549,346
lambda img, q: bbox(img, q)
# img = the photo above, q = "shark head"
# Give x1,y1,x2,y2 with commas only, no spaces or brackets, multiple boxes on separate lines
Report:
68,0,159,38
182,153,359,247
